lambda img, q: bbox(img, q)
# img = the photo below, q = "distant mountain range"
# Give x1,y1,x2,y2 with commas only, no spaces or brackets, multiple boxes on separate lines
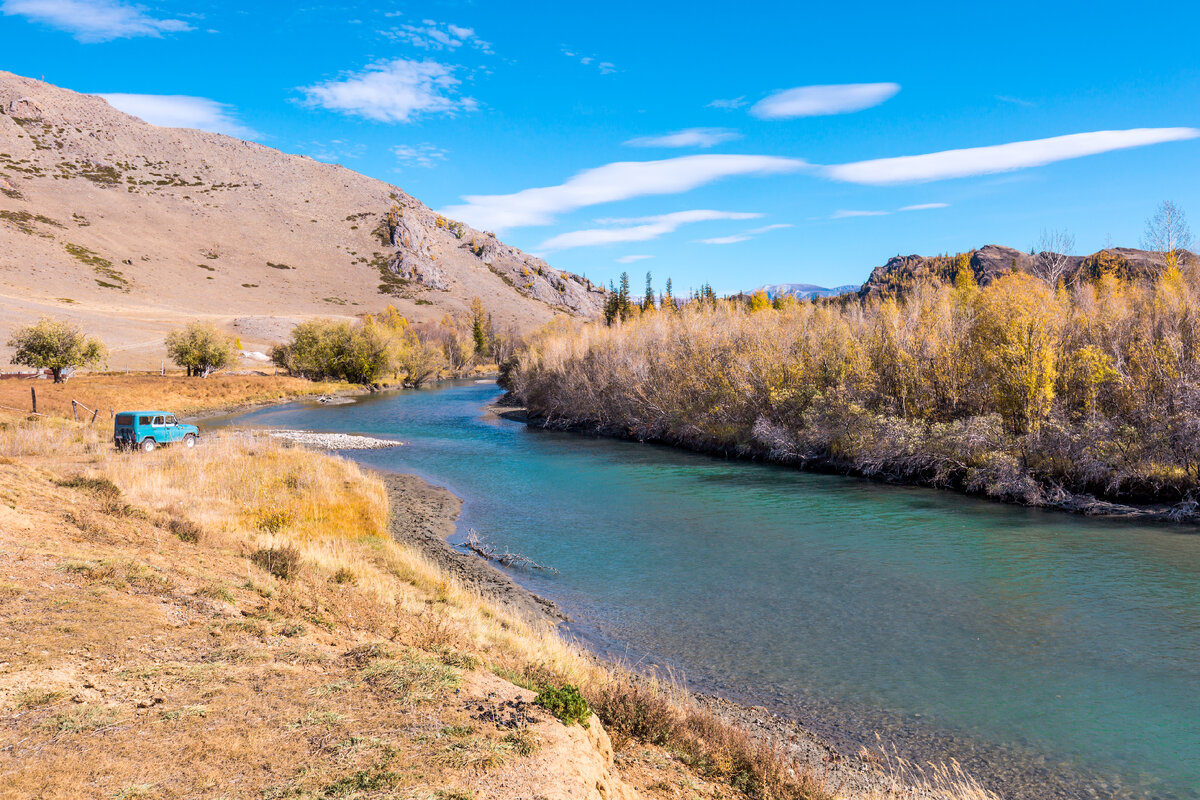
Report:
755,283,860,300
756,243,1193,302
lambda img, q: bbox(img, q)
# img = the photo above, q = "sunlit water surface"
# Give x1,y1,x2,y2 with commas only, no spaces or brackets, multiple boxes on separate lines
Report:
213,382,1200,800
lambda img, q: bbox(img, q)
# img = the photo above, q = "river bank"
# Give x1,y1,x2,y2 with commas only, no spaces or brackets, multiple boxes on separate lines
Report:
493,401,1200,526
378,468,941,800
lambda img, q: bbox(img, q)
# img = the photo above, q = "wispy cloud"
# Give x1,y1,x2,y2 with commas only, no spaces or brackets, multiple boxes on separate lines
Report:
699,234,752,245
698,222,791,245
624,128,740,149
381,19,493,54
828,203,947,219
996,95,1035,107
538,210,761,252
751,83,900,119
562,48,616,74
299,59,477,124
393,143,448,168
830,209,891,219
707,96,747,110
99,94,258,138
825,129,1200,184
617,254,654,264
441,154,808,232
1,0,190,42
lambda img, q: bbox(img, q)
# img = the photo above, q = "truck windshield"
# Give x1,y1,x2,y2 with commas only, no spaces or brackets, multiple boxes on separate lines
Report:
165,415,178,425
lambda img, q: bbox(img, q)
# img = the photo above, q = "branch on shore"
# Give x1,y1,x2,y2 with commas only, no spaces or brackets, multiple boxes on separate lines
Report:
462,529,559,574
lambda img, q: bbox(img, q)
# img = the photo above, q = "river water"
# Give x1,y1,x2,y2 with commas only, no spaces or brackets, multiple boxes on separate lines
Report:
215,381,1200,800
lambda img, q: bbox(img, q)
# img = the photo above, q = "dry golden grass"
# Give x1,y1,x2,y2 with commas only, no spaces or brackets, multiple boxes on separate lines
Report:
0,372,356,420
0,412,997,800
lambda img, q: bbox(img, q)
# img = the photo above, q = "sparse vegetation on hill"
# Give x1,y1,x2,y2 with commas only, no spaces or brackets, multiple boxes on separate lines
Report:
0,70,602,371
511,257,1200,513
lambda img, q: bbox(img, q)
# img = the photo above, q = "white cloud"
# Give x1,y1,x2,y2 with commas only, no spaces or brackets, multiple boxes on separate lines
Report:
825,128,1200,184
829,203,946,220
625,128,740,149
617,254,654,264
1,0,190,42
99,93,258,138
299,59,477,123
699,234,752,245
698,222,791,245
538,210,761,252
751,83,900,119
830,209,890,219
708,97,746,110
563,48,616,74
382,19,493,53
441,154,808,232
393,143,448,168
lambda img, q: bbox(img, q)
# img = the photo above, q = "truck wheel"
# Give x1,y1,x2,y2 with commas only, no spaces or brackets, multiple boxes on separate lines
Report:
140,438,157,453
183,434,196,448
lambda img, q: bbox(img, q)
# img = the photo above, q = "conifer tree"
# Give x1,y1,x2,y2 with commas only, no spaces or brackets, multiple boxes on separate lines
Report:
642,272,655,312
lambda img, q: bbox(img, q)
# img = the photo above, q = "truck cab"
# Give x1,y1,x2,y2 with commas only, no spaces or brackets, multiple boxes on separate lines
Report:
114,411,200,452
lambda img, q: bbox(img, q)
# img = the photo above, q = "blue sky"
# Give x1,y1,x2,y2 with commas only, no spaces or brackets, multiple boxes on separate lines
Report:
3,0,1200,294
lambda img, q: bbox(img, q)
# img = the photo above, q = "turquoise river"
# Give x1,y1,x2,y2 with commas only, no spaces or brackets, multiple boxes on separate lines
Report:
216,381,1200,800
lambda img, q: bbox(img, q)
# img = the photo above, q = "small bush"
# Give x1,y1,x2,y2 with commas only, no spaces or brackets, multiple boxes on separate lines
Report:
503,728,541,757
534,684,590,727
195,583,235,604
168,516,203,543
250,545,302,580
589,676,677,749
278,622,307,638
331,567,357,585
256,507,293,534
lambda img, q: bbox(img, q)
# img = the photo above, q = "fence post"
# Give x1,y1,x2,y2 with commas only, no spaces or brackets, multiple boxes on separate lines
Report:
72,399,79,421
31,386,36,414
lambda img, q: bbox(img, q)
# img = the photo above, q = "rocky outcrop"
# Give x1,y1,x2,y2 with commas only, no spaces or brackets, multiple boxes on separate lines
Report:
860,244,1195,297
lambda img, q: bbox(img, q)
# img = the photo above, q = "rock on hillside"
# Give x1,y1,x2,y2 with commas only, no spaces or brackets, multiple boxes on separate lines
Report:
0,71,602,368
860,244,1194,297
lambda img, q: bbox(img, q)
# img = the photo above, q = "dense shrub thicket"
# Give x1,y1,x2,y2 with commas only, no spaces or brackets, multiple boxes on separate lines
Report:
270,301,518,386
511,265,1200,510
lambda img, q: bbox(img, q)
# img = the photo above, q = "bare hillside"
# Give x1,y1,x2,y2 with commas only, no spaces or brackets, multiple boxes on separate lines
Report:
0,71,602,369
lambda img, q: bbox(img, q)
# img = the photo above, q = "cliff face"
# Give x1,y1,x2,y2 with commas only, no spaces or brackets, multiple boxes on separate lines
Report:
860,244,1193,296
0,71,602,367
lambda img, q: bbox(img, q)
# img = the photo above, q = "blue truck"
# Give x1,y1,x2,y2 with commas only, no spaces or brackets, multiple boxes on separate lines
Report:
113,411,200,452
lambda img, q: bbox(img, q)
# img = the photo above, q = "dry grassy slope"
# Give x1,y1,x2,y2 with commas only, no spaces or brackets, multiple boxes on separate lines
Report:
0,423,727,800
0,71,603,369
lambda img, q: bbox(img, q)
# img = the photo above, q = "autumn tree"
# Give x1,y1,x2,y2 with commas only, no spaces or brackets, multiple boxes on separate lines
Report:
165,321,237,377
7,317,106,382
469,297,489,356
1032,228,1076,287
1143,201,1193,270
